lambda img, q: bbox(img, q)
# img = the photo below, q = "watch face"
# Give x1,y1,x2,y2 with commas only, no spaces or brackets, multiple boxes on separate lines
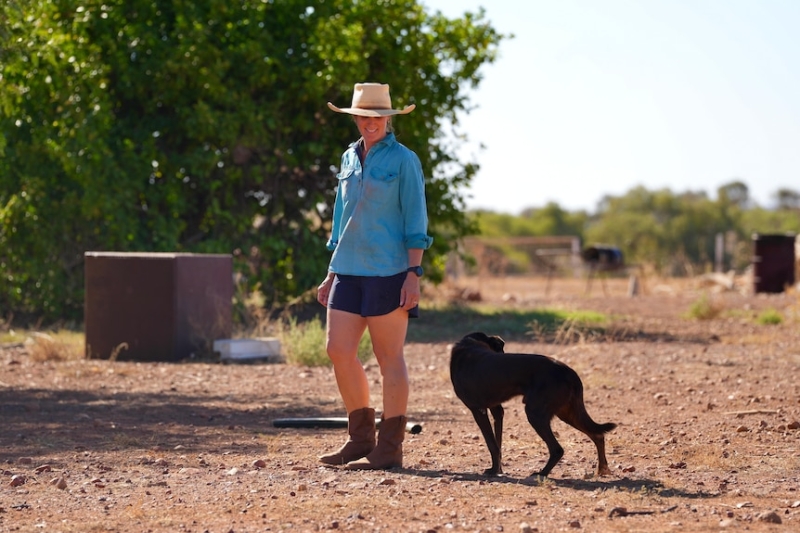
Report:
408,266,423,277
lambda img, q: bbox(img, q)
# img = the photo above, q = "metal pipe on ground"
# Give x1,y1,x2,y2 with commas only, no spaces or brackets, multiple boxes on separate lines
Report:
272,417,423,434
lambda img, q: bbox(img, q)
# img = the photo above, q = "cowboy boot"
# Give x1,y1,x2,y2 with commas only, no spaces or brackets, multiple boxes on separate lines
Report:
319,407,376,465
344,415,406,470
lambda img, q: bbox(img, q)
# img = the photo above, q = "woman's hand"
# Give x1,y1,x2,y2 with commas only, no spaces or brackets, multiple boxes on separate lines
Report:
400,272,421,310
317,273,335,307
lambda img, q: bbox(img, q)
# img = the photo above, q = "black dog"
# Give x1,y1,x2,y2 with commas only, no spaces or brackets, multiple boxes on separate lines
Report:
450,332,616,478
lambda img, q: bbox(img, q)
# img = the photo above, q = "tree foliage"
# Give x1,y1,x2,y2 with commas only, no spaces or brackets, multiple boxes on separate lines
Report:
774,188,800,210
586,186,741,274
1,0,504,322
476,181,800,275
476,203,588,238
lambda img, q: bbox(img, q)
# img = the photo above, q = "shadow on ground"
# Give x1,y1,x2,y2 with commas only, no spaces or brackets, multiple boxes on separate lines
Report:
399,466,718,500
0,386,344,462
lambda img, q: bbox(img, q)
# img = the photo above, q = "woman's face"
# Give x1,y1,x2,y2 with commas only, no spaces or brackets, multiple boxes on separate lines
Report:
354,115,390,146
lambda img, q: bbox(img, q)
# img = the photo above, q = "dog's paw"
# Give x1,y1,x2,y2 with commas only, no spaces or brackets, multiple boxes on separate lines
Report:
482,467,502,477
597,466,613,477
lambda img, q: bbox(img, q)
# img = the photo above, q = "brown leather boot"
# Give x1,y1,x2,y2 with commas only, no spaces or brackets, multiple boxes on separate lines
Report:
319,407,376,465
344,415,406,470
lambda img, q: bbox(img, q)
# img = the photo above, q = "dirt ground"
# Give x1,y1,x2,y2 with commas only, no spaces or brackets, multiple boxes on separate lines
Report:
2,275,800,533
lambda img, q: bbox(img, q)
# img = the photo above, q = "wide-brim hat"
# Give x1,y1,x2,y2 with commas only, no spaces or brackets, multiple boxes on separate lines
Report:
327,83,415,117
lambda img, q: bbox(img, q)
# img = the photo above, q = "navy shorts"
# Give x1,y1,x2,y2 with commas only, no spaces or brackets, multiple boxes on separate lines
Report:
328,272,419,318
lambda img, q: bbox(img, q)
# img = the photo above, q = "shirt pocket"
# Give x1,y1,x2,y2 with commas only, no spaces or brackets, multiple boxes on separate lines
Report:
336,167,358,199
365,166,400,206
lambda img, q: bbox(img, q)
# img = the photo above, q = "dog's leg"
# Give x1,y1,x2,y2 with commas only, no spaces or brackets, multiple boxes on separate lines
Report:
524,404,563,477
489,405,505,450
489,405,504,464
556,404,615,476
588,432,612,476
470,408,503,476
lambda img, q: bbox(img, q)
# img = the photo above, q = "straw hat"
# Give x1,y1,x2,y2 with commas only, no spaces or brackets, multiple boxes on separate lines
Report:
327,83,415,117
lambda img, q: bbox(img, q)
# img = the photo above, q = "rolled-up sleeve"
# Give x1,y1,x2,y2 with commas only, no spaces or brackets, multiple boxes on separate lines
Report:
326,193,342,252
400,155,433,250
326,158,348,253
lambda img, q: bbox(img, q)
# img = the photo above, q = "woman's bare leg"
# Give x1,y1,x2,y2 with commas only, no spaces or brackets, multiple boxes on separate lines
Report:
366,307,409,418
326,308,370,412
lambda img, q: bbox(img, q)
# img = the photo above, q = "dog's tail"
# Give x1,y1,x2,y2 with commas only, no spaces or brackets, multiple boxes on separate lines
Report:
593,421,617,434
567,400,617,436
576,418,616,437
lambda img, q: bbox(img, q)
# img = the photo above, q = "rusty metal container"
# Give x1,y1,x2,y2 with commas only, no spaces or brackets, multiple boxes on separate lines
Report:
752,234,796,294
84,252,233,361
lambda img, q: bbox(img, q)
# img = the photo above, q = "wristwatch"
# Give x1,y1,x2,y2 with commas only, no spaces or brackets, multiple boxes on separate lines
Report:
406,265,424,277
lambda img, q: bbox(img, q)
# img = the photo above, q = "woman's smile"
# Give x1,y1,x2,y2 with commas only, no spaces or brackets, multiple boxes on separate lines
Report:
355,115,390,150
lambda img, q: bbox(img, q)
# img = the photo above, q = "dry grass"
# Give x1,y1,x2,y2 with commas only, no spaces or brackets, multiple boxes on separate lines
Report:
26,330,84,362
684,293,725,320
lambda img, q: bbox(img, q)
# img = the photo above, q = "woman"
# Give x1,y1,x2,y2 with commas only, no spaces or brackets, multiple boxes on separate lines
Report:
317,83,433,470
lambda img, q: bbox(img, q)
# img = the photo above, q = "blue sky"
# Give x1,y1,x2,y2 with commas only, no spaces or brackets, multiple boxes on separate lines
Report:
422,0,800,214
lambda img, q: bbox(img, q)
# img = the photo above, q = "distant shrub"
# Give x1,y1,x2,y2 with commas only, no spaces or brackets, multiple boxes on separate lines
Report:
277,317,372,367
685,293,723,320
756,308,783,325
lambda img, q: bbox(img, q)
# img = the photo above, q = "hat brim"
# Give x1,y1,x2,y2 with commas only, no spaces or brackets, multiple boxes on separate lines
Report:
327,102,415,116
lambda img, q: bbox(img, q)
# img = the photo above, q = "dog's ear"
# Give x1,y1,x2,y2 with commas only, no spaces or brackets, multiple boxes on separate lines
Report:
460,332,493,351
464,331,490,343
487,335,505,353
462,332,506,353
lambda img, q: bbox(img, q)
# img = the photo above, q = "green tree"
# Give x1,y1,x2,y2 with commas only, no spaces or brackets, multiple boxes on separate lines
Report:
520,202,588,237
587,186,738,274
717,180,750,209
774,188,800,211
477,203,587,238
741,208,800,235
589,187,676,269
465,182,798,277
466,204,587,274
1,0,504,322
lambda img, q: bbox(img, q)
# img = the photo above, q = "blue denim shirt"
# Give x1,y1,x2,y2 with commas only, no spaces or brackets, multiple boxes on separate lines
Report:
326,133,433,276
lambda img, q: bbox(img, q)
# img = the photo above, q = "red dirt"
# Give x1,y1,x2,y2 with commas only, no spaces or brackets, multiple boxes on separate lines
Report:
2,276,799,532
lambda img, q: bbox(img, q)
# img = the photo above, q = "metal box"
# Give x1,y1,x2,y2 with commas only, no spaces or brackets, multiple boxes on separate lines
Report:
84,252,233,361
